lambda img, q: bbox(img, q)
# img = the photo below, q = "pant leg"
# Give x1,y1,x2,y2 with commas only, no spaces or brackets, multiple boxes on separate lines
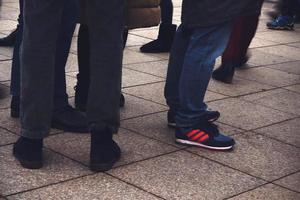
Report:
281,0,299,16
85,0,124,133
10,0,23,97
164,25,191,114
222,14,259,63
21,0,65,139
53,0,78,110
175,23,232,128
160,0,173,25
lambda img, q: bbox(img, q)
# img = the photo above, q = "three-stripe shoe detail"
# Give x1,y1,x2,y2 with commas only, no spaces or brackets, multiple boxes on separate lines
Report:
186,129,209,143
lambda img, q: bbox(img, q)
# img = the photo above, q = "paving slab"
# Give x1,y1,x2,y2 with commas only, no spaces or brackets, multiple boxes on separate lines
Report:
235,67,300,87
228,184,300,200
284,84,300,93
128,45,170,60
241,89,300,116
258,45,300,60
0,84,10,109
0,108,63,135
123,48,162,65
255,118,300,147
120,94,167,120
124,60,168,78
287,42,300,49
109,151,265,200
126,33,153,47
248,49,295,66
188,133,300,181
122,68,164,88
0,128,17,146
208,98,295,130
0,145,91,196
274,172,300,193
249,37,278,48
121,111,242,147
8,173,160,200
265,60,300,75
208,77,273,97
255,30,300,44
0,19,17,32
45,128,178,167
0,60,12,81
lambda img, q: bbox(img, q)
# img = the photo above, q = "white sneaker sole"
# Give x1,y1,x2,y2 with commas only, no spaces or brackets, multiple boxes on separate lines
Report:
176,139,233,151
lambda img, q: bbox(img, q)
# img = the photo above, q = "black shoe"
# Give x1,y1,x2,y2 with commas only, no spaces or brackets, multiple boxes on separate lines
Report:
0,29,17,47
236,54,250,68
51,105,88,133
212,62,235,84
167,109,220,128
13,137,43,169
140,23,177,53
10,95,20,118
90,130,121,172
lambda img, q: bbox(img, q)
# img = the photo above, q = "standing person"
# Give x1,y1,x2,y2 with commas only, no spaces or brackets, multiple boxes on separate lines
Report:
267,0,299,30
10,0,87,132
212,1,264,84
140,0,177,53
165,0,263,150
13,0,124,172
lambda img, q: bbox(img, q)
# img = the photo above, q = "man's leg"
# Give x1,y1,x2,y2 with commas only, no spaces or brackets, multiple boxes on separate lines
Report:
166,22,235,150
85,0,124,172
13,0,65,169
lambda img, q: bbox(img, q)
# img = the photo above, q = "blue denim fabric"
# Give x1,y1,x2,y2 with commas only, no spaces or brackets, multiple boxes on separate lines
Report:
164,23,232,128
11,0,78,111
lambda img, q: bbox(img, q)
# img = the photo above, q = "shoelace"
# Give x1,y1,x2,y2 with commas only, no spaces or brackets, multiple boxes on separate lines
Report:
195,121,219,136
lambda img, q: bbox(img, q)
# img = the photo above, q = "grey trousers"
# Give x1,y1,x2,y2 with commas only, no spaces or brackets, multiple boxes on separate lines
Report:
21,0,124,139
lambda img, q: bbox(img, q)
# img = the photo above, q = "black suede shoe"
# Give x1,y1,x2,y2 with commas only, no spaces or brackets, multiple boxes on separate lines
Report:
212,62,235,84
0,29,17,47
13,137,43,169
90,130,121,172
140,24,177,53
51,105,88,133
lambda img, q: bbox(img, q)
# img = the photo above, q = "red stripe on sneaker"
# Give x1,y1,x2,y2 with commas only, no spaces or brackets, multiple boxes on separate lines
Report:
198,134,209,142
190,131,205,141
186,130,200,138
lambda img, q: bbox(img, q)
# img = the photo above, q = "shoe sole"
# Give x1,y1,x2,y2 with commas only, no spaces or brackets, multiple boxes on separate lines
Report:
175,139,234,151
13,151,43,169
89,156,120,172
267,26,294,30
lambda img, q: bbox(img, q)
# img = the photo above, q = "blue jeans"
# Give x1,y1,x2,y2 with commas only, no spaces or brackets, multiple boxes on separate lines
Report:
11,0,78,110
164,23,232,128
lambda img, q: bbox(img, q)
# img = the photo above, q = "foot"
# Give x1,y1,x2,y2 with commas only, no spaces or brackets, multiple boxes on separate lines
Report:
140,24,177,53
90,131,121,172
266,15,295,30
51,105,88,133
175,122,235,150
13,137,43,169
0,29,17,47
167,109,220,128
212,62,235,84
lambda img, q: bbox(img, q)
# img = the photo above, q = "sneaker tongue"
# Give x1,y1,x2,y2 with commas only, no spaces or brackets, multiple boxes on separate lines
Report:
196,121,219,136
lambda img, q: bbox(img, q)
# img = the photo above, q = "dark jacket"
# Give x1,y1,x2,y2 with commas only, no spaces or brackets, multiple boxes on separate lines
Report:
181,0,264,28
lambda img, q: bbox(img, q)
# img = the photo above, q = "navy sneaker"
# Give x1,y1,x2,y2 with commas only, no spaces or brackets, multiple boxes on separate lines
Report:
167,109,220,128
175,122,235,150
267,15,295,30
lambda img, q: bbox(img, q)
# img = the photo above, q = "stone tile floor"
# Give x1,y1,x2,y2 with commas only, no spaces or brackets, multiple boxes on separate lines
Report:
0,0,300,199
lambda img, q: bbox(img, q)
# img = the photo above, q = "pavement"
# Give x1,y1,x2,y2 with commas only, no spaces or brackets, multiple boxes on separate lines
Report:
0,0,300,199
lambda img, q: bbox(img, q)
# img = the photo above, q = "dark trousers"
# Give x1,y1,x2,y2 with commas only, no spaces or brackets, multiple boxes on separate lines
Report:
20,0,124,138
160,0,173,25
11,0,77,111
222,14,260,63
